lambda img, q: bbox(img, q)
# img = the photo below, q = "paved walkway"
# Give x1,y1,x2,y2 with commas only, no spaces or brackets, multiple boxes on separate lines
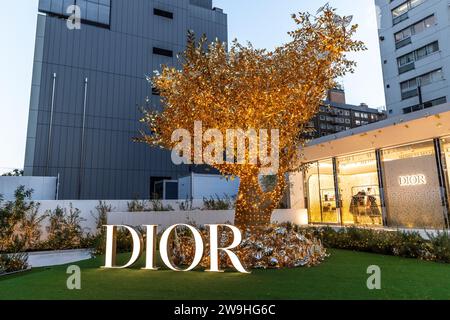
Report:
27,249,92,268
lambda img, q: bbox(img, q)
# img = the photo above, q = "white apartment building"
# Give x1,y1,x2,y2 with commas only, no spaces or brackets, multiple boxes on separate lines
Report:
376,0,450,116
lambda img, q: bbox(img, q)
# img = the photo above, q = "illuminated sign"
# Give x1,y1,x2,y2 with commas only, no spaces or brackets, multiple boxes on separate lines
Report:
399,174,427,187
103,224,249,274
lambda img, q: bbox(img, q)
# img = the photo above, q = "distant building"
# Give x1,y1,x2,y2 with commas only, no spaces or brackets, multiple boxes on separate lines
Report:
305,89,387,139
376,0,449,116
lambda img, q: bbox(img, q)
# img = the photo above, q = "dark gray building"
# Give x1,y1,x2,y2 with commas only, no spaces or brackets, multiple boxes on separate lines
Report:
24,0,227,199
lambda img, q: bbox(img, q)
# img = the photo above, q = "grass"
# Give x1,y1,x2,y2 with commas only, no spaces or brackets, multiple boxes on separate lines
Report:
0,249,450,300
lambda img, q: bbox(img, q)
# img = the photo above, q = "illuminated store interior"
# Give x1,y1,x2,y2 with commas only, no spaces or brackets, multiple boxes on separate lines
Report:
303,137,450,229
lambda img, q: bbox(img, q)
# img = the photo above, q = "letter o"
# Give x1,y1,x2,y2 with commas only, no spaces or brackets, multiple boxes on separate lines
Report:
159,224,204,272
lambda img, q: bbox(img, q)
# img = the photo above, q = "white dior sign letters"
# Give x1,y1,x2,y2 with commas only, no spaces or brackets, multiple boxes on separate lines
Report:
103,224,250,274
399,174,427,187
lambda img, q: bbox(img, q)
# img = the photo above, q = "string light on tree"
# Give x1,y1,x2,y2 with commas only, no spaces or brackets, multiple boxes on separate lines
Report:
139,5,365,231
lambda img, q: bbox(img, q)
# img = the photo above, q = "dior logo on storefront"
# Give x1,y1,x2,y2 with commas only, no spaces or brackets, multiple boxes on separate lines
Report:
399,174,427,187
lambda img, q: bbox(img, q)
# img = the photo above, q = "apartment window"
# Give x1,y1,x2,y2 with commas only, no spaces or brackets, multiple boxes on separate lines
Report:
355,112,360,118
319,115,326,121
344,110,350,116
401,69,444,100
154,8,173,19
39,0,111,26
153,47,173,57
392,0,425,25
395,15,436,49
403,96,447,114
355,120,361,126
345,119,351,124
398,41,439,74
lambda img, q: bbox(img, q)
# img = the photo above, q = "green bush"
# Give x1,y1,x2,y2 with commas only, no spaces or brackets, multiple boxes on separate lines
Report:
0,186,38,274
303,226,448,263
127,199,174,212
90,201,135,257
44,205,86,250
0,253,29,275
202,194,235,210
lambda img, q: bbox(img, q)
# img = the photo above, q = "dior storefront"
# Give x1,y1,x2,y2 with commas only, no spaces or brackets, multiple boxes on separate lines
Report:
295,104,450,230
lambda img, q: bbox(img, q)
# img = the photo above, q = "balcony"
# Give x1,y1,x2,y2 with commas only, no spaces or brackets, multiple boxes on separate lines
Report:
398,62,415,74
393,13,408,25
396,37,412,50
401,88,418,100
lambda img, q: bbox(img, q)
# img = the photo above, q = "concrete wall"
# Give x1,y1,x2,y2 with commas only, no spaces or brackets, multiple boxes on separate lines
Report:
35,199,206,236
0,177,57,201
30,199,306,238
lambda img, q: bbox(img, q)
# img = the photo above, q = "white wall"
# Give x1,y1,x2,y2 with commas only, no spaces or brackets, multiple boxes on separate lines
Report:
107,209,309,230
31,199,307,238
179,173,240,200
35,199,206,236
0,176,57,201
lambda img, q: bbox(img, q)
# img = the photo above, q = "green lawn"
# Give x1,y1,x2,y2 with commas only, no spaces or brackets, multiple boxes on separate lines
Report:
1,249,449,300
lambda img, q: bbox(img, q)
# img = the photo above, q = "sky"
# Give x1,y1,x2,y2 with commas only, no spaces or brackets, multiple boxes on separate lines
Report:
0,0,384,174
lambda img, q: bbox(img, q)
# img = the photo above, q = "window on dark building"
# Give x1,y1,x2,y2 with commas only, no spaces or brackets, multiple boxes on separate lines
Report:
154,8,174,19
153,47,173,57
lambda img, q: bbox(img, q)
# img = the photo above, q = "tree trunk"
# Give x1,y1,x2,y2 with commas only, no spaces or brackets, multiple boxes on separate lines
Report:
234,171,286,231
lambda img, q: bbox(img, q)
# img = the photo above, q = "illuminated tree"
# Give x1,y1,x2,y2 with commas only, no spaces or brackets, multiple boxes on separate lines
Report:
140,6,365,230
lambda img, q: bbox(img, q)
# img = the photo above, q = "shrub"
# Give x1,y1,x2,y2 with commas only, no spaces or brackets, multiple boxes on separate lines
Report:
127,199,174,212
427,231,450,263
0,252,29,275
202,194,235,211
90,201,136,257
303,226,449,263
178,199,195,211
0,187,44,253
45,205,86,250
89,201,110,257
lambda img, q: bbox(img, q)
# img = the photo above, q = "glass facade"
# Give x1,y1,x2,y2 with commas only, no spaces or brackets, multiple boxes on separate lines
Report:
304,160,339,224
304,139,450,229
441,137,450,215
39,0,111,26
336,152,382,226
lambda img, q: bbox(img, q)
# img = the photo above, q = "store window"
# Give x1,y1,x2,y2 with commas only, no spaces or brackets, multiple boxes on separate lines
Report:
381,141,446,229
336,152,382,226
440,137,450,215
304,160,339,224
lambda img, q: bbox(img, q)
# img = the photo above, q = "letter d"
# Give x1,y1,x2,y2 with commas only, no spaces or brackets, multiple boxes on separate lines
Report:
104,225,143,269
